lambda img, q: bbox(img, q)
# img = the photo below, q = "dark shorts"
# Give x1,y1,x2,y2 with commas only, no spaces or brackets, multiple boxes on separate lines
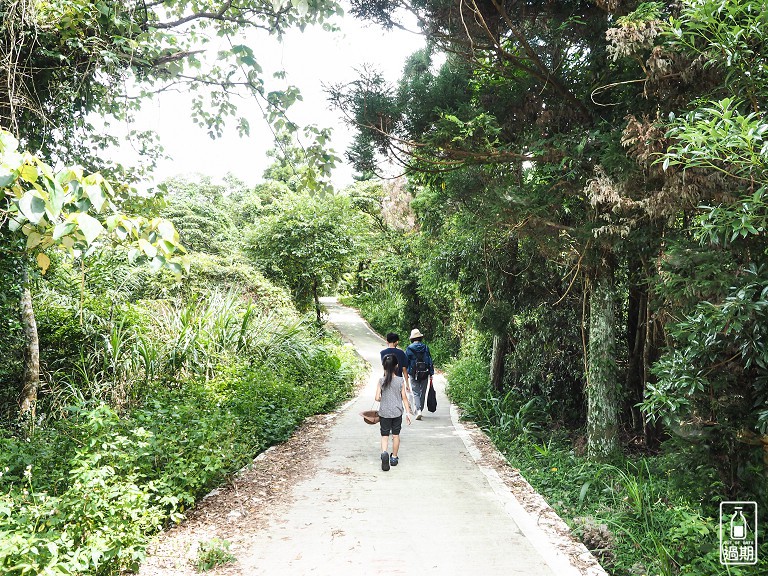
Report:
379,415,403,436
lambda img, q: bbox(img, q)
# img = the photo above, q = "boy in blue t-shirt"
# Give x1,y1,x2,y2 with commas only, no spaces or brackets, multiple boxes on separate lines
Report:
380,332,410,386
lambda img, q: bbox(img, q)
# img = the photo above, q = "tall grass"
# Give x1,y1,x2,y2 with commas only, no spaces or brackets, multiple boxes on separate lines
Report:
348,289,406,338
1,288,361,576
43,290,331,413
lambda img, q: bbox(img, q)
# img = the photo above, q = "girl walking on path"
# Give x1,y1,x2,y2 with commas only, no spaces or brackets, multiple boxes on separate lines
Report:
375,354,412,471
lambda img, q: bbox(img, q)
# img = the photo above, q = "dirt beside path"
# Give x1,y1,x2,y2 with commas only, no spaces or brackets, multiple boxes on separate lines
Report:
139,298,607,576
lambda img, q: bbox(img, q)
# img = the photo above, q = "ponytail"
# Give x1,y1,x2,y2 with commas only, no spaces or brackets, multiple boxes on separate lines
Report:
381,354,398,388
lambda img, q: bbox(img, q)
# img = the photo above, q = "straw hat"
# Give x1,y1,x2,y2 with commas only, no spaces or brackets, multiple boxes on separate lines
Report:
361,410,380,425
409,328,424,339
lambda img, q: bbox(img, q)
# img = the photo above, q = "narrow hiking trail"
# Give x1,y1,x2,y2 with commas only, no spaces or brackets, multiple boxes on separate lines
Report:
140,298,607,576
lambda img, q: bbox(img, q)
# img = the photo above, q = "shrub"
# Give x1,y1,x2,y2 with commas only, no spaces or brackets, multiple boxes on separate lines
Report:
443,345,768,576
0,330,359,575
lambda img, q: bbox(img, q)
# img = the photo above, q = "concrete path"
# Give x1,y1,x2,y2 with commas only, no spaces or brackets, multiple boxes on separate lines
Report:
228,298,598,575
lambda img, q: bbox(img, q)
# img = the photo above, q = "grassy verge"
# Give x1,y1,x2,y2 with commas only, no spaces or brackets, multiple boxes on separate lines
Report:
0,328,361,575
446,354,768,576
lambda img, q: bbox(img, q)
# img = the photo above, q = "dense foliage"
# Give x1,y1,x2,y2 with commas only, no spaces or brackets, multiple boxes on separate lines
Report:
337,0,768,573
3,0,768,574
0,171,362,574
0,138,363,575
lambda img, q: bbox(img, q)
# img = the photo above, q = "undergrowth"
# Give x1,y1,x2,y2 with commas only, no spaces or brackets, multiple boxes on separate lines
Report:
446,354,768,576
0,335,360,575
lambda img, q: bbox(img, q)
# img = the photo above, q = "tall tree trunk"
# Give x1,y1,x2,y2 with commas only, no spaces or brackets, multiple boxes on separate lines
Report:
625,281,645,436
19,264,39,419
313,278,321,323
490,333,508,392
586,266,620,460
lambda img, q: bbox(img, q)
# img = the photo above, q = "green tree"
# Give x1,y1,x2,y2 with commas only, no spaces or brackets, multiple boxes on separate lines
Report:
637,0,768,495
338,0,768,478
159,175,241,255
336,3,627,458
0,130,186,418
245,191,362,322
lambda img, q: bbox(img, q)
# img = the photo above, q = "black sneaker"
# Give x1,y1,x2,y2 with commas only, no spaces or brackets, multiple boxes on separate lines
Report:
390,455,399,466
381,451,390,471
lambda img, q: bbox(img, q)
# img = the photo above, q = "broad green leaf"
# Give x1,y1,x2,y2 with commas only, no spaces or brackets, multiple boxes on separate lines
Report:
46,180,65,220
53,222,76,240
38,162,54,181
138,238,158,258
0,131,19,153
76,213,104,245
18,192,47,224
0,167,15,188
19,164,38,183
84,182,107,212
149,255,165,272
67,179,82,199
57,166,83,184
159,239,176,254
26,231,42,249
156,219,177,241
167,261,184,277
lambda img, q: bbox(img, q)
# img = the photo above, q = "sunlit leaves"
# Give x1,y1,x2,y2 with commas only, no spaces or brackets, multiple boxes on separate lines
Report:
667,0,768,100
18,193,46,225
5,0,344,189
663,98,768,183
75,213,105,246
0,129,187,276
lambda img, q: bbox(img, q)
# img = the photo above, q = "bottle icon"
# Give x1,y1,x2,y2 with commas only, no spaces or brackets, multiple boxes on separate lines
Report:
731,507,747,540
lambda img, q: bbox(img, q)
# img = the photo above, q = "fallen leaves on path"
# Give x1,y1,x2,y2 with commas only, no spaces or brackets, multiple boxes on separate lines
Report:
139,412,334,576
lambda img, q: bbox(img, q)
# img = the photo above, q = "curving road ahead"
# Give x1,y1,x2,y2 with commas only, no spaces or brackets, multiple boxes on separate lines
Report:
142,297,605,576
228,297,600,575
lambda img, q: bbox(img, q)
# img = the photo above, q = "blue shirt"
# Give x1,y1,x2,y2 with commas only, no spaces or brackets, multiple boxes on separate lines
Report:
380,347,409,378
405,341,434,380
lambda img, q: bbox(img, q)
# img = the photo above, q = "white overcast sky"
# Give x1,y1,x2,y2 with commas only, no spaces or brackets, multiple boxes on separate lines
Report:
119,4,425,190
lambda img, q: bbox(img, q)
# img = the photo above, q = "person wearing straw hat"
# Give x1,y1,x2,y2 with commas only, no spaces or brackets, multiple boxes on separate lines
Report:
405,328,435,420
375,353,412,471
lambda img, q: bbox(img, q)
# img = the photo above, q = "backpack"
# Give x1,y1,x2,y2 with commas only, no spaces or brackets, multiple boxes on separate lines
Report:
413,348,430,380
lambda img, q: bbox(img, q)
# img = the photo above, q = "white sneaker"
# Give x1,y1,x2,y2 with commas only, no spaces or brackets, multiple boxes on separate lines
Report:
416,410,423,420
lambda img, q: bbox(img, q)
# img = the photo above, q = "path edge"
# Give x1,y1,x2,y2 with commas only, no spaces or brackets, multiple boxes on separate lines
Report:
449,401,609,576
